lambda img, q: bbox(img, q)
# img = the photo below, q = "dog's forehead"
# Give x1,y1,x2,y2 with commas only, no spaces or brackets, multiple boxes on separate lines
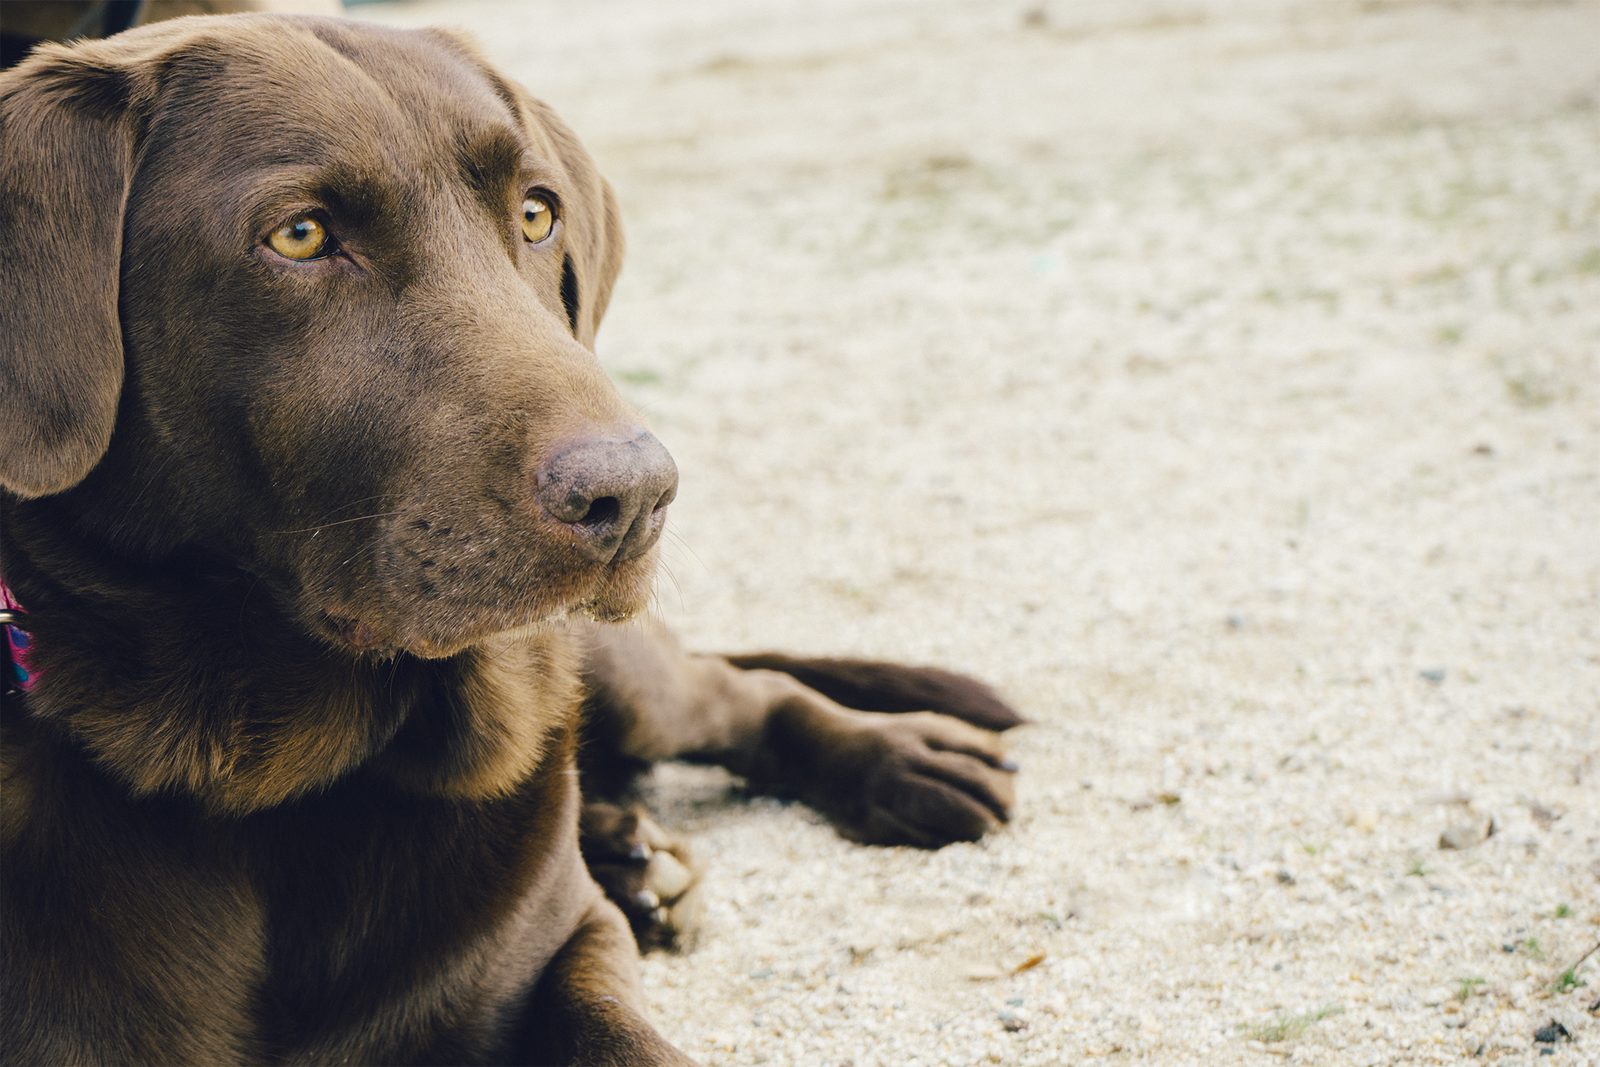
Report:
164,18,522,167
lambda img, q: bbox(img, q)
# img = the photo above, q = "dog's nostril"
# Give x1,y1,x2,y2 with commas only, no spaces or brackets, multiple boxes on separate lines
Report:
535,429,677,564
578,496,621,527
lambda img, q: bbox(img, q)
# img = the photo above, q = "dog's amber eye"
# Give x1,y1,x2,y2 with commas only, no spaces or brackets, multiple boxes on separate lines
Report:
521,195,555,243
267,217,330,261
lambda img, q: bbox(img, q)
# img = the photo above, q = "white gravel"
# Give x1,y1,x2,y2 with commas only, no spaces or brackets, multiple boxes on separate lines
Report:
366,1,1600,1062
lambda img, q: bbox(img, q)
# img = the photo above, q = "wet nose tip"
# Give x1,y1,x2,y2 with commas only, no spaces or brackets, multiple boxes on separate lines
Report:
535,431,677,563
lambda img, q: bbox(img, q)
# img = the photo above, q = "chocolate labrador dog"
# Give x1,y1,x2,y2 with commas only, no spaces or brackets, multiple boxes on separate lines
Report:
0,15,1020,1065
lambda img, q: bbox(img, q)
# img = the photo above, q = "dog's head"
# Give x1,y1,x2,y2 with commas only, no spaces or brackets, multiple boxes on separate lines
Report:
0,15,674,658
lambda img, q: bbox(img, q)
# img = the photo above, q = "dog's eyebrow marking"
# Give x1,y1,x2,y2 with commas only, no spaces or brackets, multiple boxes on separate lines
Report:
456,126,526,194
242,165,394,236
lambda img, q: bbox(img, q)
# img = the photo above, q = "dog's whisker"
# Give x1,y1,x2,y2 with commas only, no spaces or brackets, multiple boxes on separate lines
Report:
120,447,183,527
654,559,686,615
316,492,398,518
235,572,265,637
268,510,405,536
663,528,709,576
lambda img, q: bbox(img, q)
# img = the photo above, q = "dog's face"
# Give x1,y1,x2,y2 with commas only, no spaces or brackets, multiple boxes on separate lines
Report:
0,16,673,658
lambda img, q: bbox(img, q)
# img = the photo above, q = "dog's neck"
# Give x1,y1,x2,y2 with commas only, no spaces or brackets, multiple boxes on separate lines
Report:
1,498,580,816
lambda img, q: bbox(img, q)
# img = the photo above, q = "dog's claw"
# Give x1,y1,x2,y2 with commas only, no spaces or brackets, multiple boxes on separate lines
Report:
644,852,693,899
581,803,703,953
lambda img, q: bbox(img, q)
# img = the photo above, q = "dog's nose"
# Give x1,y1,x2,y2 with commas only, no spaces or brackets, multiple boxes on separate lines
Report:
535,431,678,563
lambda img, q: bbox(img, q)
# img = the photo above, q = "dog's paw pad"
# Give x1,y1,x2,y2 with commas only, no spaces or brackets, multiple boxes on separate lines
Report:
580,803,703,952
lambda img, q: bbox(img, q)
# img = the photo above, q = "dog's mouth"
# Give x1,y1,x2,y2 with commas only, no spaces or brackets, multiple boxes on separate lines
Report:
315,609,550,659
285,432,674,660
308,541,660,660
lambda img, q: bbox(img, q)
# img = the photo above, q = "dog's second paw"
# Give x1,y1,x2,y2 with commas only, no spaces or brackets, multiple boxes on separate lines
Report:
819,711,1017,849
579,803,704,952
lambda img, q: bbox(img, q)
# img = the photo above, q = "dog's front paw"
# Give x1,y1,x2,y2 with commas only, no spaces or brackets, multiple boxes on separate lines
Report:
579,803,704,952
818,711,1017,848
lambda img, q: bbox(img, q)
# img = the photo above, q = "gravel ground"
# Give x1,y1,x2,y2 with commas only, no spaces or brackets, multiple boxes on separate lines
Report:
364,1,1600,1062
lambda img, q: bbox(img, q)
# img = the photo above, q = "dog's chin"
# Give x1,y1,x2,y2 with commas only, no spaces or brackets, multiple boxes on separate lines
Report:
314,606,559,661
312,549,659,660
573,551,659,624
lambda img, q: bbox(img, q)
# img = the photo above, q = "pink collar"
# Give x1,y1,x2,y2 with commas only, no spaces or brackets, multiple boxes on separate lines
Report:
0,577,36,694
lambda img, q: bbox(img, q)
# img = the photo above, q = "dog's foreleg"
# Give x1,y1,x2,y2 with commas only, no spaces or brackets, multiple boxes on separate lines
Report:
576,621,1018,847
519,898,696,1066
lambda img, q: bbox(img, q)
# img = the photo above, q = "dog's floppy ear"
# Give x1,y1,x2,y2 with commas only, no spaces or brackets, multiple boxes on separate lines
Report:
0,41,152,498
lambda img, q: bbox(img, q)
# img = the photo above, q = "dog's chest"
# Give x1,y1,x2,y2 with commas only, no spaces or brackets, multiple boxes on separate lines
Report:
5,725,588,1066
242,752,588,1063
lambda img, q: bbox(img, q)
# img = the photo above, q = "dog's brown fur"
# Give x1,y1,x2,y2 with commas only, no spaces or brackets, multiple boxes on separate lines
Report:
0,15,1019,1065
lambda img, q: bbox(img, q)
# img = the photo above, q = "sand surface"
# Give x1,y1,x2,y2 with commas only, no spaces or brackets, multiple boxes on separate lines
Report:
365,1,1600,1062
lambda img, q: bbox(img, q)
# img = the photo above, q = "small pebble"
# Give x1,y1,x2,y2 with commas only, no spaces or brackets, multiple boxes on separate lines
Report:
1532,1020,1570,1044
1439,816,1494,851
